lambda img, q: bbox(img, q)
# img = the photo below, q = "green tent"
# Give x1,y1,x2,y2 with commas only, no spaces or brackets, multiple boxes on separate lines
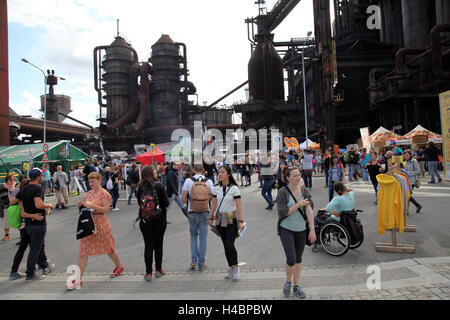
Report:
0,141,90,182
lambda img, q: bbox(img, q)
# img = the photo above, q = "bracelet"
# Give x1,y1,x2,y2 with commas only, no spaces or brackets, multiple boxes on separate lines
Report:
238,220,244,223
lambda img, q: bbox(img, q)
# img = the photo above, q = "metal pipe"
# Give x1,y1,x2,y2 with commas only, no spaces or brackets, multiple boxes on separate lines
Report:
132,62,150,131
193,81,249,114
302,33,311,149
109,62,141,130
430,23,450,81
395,48,427,72
57,112,94,130
93,46,108,108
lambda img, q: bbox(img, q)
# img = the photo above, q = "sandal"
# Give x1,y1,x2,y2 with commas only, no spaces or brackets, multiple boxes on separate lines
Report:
110,265,124,278
1,235,10,241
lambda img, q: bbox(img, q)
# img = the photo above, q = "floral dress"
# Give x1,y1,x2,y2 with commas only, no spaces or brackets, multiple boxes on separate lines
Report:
79,188,115,257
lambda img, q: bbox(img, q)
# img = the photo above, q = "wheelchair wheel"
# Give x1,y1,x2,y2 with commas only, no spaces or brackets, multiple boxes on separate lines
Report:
319,222,350,256
349,232,364,249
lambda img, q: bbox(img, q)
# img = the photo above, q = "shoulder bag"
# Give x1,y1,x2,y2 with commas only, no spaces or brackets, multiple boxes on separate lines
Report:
211,185,232,237
286,187,313,246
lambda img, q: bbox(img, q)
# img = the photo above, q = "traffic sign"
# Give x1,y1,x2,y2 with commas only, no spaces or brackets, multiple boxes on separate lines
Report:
42,153,49,162
43,144,49,153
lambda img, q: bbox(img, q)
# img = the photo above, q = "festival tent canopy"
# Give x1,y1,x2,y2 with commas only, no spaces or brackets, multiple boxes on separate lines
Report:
299,138,315,150
136,146,166,165
0,141,90,181
308,142,320,150
369,127,403,143
403,125,442,142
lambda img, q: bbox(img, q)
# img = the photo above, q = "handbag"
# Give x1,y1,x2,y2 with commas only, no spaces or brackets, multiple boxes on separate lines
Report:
8,205,21,229
286,187,314,246
211,186,232,237
76,206,96,240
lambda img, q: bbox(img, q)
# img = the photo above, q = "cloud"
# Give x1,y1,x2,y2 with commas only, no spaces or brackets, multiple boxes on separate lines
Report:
9,0,315,127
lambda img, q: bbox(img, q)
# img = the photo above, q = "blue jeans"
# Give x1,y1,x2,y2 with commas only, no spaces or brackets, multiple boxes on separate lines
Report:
187,212,209,268
128,186,137,203
348,164,357,181
26,225,49,277
77,178,87,192
207,175,215,184
167,194,186,212
178,181,183,195
262,180,274,206
428,161,442,182
362,167,369,181
236,169,240,180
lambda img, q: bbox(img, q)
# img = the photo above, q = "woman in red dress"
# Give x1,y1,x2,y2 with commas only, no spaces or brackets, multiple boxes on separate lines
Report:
76,172,124,283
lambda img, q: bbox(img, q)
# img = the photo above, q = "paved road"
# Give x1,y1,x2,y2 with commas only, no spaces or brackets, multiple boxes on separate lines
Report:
0,172,449,276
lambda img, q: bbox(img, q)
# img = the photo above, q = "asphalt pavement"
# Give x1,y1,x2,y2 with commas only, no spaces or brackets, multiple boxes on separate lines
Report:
0,171,449,300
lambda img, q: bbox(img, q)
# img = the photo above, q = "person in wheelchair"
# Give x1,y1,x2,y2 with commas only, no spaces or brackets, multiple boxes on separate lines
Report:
315,182,354,225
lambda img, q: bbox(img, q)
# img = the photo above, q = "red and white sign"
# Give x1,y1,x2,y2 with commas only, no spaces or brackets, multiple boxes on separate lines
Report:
42,153,49,162
43,144,49,153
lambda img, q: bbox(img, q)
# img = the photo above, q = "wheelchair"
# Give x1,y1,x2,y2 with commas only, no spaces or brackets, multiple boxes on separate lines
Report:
312,209,364,256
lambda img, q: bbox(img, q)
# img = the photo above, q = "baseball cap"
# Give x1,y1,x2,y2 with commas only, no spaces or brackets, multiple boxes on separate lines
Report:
29,168,43,180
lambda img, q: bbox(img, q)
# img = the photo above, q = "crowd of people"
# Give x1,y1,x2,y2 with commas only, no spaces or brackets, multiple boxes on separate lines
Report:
0,140,444,298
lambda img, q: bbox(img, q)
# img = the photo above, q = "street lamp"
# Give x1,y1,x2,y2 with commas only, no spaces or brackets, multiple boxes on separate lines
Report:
21,58,47,144
21,59,66,144
302,31,313,149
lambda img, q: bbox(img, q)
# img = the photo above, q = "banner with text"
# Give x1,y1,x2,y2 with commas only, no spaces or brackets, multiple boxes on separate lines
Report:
439,90,450,181
360,127,371,152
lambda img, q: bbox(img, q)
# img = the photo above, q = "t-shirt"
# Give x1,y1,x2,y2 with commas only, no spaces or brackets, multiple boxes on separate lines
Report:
326,190,355,214
280,193,306,232
182,174,214,213
303,154,314,170
16,184,46,226
212,184,241,213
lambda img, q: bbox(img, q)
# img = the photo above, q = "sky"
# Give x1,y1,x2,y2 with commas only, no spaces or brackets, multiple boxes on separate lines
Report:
8,0,317,128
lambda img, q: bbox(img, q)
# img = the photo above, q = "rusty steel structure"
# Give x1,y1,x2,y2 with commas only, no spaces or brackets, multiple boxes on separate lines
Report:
0,0,9,146
94,32,238,151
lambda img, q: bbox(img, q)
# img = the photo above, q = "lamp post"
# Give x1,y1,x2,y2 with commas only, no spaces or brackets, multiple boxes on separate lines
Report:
302,31,312,149
21,58,47,144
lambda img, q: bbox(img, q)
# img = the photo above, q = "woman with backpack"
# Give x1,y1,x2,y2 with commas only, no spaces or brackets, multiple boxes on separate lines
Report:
109,165,120,212
276,167,316,298
209,165,245,280
137,165,169,281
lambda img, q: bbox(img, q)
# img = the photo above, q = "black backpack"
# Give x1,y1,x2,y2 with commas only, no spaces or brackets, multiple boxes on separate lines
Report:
341,211,363,245
139,183,162,221
76,206,96,240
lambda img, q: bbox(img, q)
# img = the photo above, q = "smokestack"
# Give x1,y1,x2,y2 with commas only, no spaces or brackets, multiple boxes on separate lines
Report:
0,0,9,146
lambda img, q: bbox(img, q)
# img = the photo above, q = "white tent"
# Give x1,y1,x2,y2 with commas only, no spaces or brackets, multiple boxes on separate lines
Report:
299,138,314,150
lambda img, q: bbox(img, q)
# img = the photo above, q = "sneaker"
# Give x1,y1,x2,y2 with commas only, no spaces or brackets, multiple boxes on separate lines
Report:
231,267,240,280
42,263,55,275
416,205,423,213
293,286,306,298
110,265,124,278
144,274,152,282
190,262,197,271
198,263,208,272
55,204,60,210
9,271,25,280
62,204,68,210
265,204,274,210
112,208,120,212
283,282,292,297
224,267,233,280
26,274,46,281
155,269,166,278
438,179,442,183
